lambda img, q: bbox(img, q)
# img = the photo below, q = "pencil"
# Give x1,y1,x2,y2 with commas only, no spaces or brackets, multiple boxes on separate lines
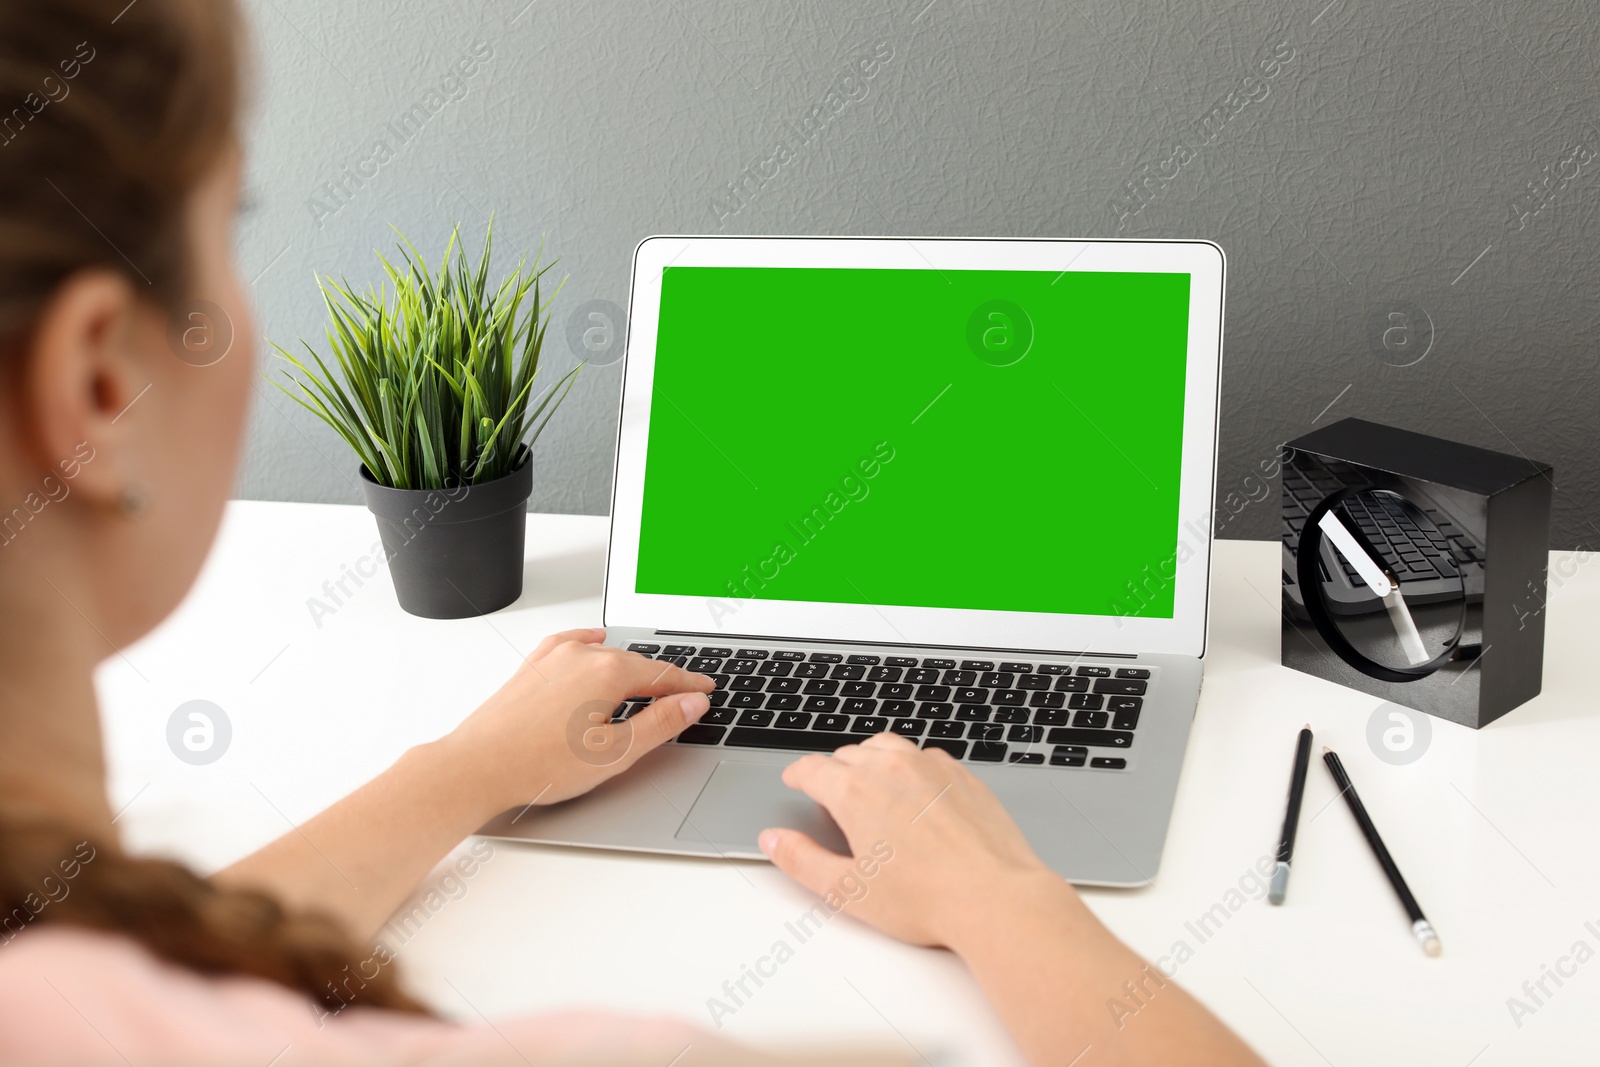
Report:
1322,746,1442,956
1269,725,1313,905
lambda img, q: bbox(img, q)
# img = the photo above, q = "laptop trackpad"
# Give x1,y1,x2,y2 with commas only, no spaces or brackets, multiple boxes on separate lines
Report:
675,761,848,854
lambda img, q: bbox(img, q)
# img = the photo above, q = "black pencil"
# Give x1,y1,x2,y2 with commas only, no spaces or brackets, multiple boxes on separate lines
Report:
1268,725,1313,905
1322,746,1442,956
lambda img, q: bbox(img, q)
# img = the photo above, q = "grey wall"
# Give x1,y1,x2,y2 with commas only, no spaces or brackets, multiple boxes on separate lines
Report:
236,0,1599,547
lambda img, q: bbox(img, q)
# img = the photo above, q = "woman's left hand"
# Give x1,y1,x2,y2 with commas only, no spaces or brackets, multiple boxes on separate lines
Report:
446,628,717,814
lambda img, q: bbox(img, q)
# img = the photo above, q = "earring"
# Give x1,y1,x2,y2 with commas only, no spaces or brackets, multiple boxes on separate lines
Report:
118,485,148,515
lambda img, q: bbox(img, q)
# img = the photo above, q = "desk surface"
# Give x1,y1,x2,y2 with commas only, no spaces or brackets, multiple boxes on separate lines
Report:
98,501,1599,1066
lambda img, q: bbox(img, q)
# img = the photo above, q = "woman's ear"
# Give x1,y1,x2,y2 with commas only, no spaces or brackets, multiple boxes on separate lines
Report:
19,269,154,506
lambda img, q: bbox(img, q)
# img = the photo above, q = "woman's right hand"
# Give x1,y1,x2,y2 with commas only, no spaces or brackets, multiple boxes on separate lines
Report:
757,732,1071,952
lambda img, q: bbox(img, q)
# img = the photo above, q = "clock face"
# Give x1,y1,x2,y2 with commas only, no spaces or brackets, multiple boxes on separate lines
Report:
1282,454,1485,682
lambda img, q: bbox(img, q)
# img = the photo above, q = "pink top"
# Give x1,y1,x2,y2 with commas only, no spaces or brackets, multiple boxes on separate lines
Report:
0,926,719,1065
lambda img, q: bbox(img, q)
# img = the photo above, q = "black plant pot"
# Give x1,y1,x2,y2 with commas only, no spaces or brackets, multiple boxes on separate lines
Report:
359,454,533,619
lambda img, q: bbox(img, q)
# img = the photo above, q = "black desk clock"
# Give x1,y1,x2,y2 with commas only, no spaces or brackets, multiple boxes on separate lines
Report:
1281,418,1552,729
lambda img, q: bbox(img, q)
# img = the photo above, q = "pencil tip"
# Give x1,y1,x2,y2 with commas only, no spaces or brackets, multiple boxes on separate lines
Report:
1321,746,1332,755
1303,723,1311,730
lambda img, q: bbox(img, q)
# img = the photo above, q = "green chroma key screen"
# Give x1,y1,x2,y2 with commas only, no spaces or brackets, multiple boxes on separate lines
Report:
635,265,1191,619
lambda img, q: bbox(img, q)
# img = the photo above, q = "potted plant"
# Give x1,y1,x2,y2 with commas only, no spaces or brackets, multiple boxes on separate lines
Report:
273,219,578,619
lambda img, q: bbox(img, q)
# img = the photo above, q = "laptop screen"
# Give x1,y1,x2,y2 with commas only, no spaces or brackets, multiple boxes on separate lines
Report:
632,265,1190,621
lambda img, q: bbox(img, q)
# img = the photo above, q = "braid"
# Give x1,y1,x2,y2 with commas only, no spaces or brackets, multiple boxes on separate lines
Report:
0,819,430,1017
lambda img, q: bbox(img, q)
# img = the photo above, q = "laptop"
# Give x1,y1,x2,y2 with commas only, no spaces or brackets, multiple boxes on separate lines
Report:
479,235,1225,886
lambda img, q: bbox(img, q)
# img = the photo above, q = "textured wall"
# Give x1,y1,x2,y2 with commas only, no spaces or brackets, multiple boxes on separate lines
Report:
236,0,1598,547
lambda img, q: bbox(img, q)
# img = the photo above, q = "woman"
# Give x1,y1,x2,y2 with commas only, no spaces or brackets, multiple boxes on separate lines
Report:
0,2,1264,1064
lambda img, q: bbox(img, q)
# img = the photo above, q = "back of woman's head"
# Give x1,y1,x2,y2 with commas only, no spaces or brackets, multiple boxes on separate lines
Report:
0,0,427,1017
0,0,238,343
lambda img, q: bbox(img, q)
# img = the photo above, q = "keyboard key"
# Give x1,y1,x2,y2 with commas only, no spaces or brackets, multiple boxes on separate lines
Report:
993,689,1026,706
757,660,793,677
1037,664,1073,674
702,708,736,725
735,648,768,659
854,716,889,733
830,664,866,680
803,679,840,696
708,691,730,707
1046,728,1133,748
955,704,990,722
882,700,916,716
726,659,758,675
999,662,1033,673
795,662,830,679
1050,750,1086,767
880,683,913,700
841,681,875,698
678,724,726,745
773,650,806,661
809,652,843,663
954,687,989,704
1091,757,1128,770
1033,707,1069,726
1069,693,1105,711
1009,752,1044,765
658,655,688,667
847,654,881,665
699,647,733,657
1017,674,1051,691
1093,678,1147,696
775,712,812,729
961,660,995,671
942,670,977,686
885,656,918,667
891,718,926,737
1116,668,1150,679
688,656,724,673
1073,710,1109,728
979,672,1015,689
968,722,1003,741
1053,744,1088,757
728,727,872,752
842,697,878,714
922,658,956,669
906,668,941,684
923,738,968,758
917,702,954,719
767,677,802,694
970,742,1007,762
814,714,850,731
867,666,903,682
1008,724,1043,743
1029,691,1066,708
663,645,696,656
805,696,840,713
915,684,952,702
731,676,763,692
730,692,765,709
767,694,802,711
993,707,1030,724
929,720,965,738
1110,697,1142,730
1053,676,1090,692
628,643,661,653
1077,665,1111,677
737,709,774,727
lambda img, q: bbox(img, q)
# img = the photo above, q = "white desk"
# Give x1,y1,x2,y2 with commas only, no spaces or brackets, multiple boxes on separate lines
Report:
98,501,1600,1066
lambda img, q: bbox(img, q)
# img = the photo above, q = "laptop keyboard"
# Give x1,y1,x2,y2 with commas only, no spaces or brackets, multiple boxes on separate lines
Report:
614,643,1149,770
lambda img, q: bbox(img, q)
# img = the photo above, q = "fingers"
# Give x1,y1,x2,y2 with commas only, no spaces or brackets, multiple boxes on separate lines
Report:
620,654,715,697
528,628,606,661
621,691,711,758
758,827,853,897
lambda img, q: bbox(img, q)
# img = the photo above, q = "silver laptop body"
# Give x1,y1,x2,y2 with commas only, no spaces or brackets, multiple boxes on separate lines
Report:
481,236,1225,886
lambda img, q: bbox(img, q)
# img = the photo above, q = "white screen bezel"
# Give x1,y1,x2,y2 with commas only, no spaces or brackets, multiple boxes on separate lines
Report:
603,236,1223,658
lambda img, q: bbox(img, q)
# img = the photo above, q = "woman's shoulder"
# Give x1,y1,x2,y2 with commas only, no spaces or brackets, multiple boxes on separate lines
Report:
0,925,718,1065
